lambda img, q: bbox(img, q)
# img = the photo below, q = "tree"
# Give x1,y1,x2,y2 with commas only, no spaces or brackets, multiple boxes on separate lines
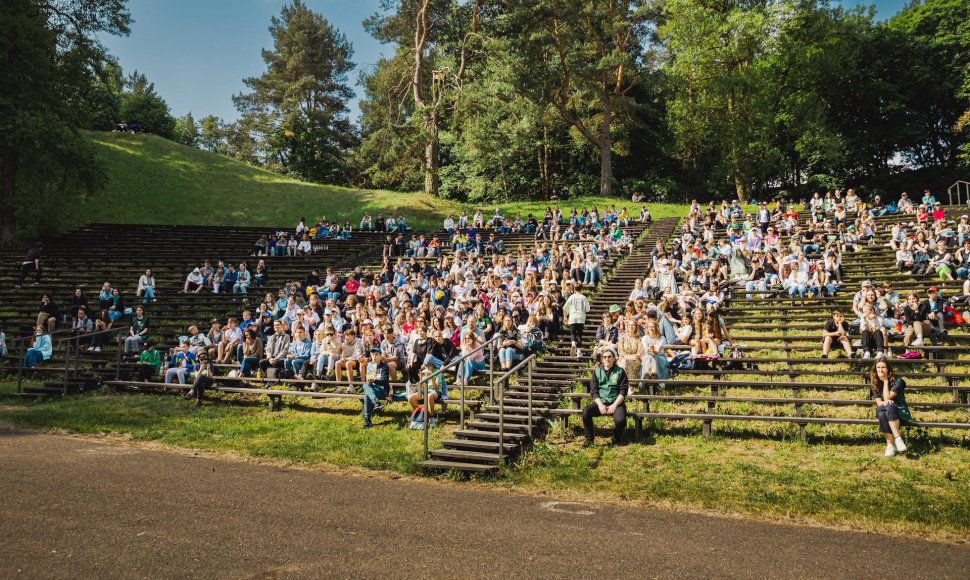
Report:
361,0,484,196
508,0,653,197
174,112,198,147
0,0,131,246
233,0,357,184
197,115,226,153
119,93,176,138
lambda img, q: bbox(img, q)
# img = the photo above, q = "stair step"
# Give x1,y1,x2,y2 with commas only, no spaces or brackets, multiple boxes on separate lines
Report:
429,448,501,463
440,439,520,453
483,405,555,415
453,429,529,441
464,420,533,433
416,459,495,473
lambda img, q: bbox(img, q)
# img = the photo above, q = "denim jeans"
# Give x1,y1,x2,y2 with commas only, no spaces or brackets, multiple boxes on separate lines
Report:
457,359,486,384
284,358,306,375
240,356,260,377
498,347,522,364
745,280,767,299
422,354,453,399
362,383,388,422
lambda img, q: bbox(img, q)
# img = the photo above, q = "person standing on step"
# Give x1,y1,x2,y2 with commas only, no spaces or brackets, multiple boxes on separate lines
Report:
563,280,590,357
581,349,629,448
16,242,43,290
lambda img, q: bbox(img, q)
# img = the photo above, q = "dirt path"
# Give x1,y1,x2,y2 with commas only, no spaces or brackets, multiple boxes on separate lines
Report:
1,429,967,579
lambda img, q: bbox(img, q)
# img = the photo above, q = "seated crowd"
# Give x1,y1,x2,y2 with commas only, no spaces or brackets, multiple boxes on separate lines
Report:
17,204,640,429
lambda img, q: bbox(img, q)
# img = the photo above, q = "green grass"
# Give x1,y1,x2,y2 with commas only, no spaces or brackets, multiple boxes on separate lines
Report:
2,383,969,539
80,131,687,232
0,388,448,475
490,429,970,540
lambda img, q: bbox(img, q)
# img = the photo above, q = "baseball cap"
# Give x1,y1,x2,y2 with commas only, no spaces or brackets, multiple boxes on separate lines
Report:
608,304,621,314
861,280,872,287
370,346,382,353
928,287,938,293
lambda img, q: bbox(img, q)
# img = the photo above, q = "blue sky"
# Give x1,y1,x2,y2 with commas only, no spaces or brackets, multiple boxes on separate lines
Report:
100,0,911,124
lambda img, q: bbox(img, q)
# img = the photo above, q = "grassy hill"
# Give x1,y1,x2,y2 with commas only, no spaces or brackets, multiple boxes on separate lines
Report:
81,132,685,231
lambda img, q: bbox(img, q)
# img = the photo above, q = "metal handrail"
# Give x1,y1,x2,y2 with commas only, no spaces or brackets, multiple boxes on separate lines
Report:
490,354,537,462
15,325,121,394
417,333,502,460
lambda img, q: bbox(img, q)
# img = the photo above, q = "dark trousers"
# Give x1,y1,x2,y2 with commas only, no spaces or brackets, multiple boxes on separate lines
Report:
569,323,584,346
136,364,156,381
861,330,884,353
876,403,900,434
18,263,41,285
582,402,627,443
190,375,214,400
258,358,285,374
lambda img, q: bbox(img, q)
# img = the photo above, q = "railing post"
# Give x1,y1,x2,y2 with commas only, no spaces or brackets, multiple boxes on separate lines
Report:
459,366,466,431
422,376,430,461
527,357,533,439
115,334,122,380
488,340,495,405
498,377,505,463
62,339,70,396
16,338,27,395
73,333,80,375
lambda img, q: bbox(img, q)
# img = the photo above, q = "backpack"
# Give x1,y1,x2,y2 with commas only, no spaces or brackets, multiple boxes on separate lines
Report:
667,353,694,371
409,406,425,430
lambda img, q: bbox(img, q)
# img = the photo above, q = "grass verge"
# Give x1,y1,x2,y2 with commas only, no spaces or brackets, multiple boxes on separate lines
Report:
2,384,969,540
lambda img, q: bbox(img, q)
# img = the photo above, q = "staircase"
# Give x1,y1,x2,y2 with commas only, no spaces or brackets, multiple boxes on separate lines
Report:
417,217,681,473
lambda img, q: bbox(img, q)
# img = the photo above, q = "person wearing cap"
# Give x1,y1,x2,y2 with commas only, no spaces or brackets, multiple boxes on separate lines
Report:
922,287,946,332
361,348,391,428
134,341,161,382
868,195,887,217
581,348,628,448
183,349,214,407
592,311,619,362
897,192,913,214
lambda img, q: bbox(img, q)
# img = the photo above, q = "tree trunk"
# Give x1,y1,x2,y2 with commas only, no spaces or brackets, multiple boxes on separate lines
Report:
424,111,440,197
1,147,19,247
599,97,613,197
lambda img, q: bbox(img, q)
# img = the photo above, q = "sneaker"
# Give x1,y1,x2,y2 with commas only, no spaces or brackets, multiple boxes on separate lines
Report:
862,351,871,359
373,402,385,412
93,346,101,352
362,421,372,429
581,440,594,449
576,349,583,357
875,351,885,360
820,353,828,359
885,444,896,457
911,338,924,347
87,346,95,352
627,387,635,397
895,437,907,452
428,417,436,428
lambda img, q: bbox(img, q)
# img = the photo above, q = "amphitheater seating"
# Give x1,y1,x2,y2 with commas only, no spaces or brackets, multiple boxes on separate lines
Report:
4,206,970,476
